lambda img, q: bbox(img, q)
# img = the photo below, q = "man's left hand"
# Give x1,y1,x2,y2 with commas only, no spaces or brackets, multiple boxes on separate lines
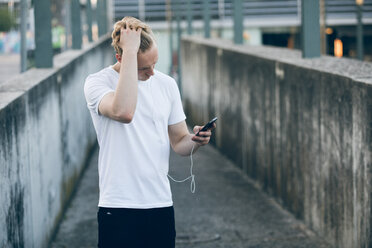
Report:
191,123,216,146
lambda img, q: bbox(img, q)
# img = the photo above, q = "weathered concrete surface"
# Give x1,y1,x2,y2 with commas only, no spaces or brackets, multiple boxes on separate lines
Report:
181,37,372,248
0,35,114,248
50,144,331,248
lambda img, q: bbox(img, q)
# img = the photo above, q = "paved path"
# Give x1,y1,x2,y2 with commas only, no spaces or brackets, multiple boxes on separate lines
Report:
50,144,331,248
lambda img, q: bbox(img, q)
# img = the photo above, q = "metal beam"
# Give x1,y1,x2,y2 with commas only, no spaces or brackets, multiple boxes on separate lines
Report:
166,0,173,75
203,0,211,38
98,0,108,37
71,0,82,49
187,0,193,35
97,0,103,36
86,0,93,42
319,0,326,54
34,0,53,68
176,0,182,94
20,0,27,72
356,3,364,60
64,0,71,50
233,0,243,44
301,0,321,58
103,0,108,34
139,0,145,21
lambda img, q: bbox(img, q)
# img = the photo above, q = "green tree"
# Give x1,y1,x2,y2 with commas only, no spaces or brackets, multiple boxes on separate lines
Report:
0,8,16,32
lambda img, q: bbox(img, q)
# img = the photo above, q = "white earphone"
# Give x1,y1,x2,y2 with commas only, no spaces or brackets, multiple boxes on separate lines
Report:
167,144,196,193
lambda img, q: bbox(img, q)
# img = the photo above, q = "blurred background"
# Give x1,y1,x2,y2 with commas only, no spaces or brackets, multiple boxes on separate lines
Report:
0,0,371,82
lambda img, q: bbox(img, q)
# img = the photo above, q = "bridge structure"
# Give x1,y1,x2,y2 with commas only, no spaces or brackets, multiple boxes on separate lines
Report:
0,1,371,248
114,0,372,25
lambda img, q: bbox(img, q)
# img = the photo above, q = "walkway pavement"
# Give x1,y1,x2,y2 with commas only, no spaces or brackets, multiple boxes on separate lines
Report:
50,144,331,248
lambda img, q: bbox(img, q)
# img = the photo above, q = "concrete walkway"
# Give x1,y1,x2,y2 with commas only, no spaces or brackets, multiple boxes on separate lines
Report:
50,144,331,248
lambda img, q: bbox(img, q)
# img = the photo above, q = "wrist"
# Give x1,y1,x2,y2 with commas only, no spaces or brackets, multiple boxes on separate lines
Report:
193,141,202,148
122,49,138,56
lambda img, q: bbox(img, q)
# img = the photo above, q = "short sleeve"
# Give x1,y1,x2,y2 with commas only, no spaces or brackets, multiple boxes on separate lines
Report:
168,80,186,125
84,74,114,115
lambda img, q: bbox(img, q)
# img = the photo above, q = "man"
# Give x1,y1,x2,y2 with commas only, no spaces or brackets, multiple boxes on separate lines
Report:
84,17,215,248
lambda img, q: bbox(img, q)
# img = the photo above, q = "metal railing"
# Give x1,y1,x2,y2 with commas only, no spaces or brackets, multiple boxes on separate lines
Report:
114,0,372,24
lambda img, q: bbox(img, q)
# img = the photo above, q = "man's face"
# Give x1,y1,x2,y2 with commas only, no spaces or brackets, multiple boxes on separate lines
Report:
137,44,158,81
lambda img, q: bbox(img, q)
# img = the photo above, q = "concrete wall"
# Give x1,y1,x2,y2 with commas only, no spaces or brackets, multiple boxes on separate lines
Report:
0,36,113,248
181,37,372,248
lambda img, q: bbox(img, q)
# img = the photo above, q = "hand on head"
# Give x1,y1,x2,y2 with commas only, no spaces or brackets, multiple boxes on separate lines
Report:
119,23,142,54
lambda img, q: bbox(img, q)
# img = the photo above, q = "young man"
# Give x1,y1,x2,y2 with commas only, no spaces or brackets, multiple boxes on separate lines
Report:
84,17,215,248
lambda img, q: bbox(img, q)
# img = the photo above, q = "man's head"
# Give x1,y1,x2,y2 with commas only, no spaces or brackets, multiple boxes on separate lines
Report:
112,17,158,81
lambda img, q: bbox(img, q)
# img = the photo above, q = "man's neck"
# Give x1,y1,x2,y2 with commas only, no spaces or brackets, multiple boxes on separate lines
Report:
112,62,120,73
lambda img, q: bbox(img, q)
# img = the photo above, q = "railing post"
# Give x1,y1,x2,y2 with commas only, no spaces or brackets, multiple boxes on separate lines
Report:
64,0,71,50
71,0,82,49
20,0,27,72
301,0,320,58
176,0,182,95
34,0,53,68
139,0,145,21
356,0,364,60
98,0,107,37
166,0,173,75
187,0,193,35
86,0,93,42
203,0,211,38
233,0,243,44
319,0,326,54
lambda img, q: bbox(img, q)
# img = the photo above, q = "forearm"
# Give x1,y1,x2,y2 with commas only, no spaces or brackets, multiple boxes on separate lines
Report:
173,133,201,156
112,51,138,118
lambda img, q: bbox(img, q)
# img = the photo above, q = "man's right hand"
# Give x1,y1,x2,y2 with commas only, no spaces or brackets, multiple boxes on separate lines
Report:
98,24,141,123
119,25,142,54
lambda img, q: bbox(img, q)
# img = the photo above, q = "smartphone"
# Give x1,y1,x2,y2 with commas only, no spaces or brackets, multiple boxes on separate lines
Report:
196,117,218,136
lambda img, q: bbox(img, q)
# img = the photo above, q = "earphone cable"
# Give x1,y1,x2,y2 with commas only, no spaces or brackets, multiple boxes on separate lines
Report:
167,143,196,193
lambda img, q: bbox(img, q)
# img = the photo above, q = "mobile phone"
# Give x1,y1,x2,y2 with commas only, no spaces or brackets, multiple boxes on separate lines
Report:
196,117,218,136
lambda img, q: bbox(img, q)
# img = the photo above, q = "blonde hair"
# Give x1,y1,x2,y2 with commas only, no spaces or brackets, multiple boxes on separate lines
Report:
111,16,155,55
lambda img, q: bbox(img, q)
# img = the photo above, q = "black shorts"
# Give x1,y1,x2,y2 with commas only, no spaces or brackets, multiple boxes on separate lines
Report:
97,206,176,248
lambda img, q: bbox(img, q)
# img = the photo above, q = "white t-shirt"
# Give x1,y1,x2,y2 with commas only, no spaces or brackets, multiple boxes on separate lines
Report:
84,66,186,208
